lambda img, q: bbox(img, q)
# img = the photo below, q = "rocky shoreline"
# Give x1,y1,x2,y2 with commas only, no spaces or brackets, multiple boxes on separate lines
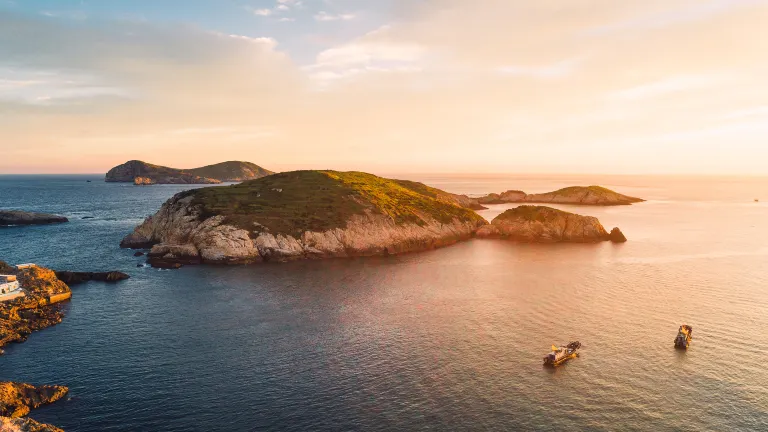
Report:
0,382,68,432
1,262,73,430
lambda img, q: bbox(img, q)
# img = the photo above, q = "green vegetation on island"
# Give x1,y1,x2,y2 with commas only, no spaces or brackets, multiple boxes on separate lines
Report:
182,170,487,237
105,160,274,184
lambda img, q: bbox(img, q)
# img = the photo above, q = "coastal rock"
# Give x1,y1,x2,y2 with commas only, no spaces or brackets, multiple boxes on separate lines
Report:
0,382,68,418
121,171,488,266
0,262,71,353
0,416,64,432
609,227,627,243
476,206,612,243
133,176,156,186
105,160,273,184
0,211,68,227
472,186,644,206
53,271,130,285
133,251,145,257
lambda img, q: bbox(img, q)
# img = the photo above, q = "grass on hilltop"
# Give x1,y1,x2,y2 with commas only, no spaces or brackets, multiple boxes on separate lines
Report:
181,170,485,237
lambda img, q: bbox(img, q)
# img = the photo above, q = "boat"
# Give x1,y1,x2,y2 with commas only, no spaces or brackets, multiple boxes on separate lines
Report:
543,341,581,367
674,325,692,349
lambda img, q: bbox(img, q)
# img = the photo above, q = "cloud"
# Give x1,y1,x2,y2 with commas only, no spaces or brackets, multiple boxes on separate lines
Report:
314,11,355,21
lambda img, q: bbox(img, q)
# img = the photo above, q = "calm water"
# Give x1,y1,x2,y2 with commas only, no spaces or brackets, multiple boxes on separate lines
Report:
1,174,767,431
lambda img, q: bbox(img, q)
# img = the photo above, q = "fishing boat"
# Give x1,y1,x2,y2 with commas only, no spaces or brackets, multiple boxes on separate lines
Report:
543,341,581,367
674,325,692,349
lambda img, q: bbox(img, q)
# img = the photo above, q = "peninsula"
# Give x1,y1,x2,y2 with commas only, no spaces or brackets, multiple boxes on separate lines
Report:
475,186,644,206
105,160,274,184
476,206,625,243
121,170,488,266
0,211,68,227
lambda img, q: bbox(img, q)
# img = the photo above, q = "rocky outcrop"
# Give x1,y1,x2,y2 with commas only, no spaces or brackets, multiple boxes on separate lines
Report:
53,271,130,285
473,186,644,206
0,383,68,418
133,176,156,186
121,171,487,266
476,206,615,243
0,382,67,432
0,263,71,354
0,416,63,432
105,160,273,184
0,211,68,227
609,227,627,243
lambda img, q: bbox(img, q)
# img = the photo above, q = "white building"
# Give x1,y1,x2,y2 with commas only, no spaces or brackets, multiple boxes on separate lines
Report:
0,274,25,302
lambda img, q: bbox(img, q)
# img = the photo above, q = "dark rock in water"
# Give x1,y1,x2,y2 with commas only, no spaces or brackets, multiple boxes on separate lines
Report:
82,216,95,219
150,260,183,270
136,263,146,268
133,251,145,257
53,271,130,285
0,210,68,226
609,227,627,243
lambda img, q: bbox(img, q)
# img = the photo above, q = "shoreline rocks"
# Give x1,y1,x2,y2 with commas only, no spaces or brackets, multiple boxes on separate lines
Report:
476,205,621,243
0,211,68,227
0,262,71,354
0,382,68,432
53,271,130,285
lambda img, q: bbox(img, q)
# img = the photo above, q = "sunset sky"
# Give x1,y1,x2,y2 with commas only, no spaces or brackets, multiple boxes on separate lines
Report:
2,0,768,175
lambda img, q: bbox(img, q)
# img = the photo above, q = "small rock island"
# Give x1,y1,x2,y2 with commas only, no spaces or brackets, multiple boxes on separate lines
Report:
0,211,68,227
475,186,644,206
105,160,274,185
476,205,626,243
121,170,488,266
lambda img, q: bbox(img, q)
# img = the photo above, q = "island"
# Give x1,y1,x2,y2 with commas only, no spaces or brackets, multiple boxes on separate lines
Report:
105,160,274,184
474,186,644,206
476,205,626,243
120,170,488,266
0,211,68,227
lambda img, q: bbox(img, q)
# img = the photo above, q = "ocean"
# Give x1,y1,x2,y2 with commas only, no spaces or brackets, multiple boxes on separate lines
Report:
1,174,767,431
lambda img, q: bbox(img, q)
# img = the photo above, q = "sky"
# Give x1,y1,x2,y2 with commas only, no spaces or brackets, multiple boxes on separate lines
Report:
1,0,768,175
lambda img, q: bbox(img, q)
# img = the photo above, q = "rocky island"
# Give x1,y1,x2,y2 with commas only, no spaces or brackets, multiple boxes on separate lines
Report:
0,211,68,227
121,170,488,266
474,186,644,206
105,160,274,184
476,205,625,243
0,382,68,432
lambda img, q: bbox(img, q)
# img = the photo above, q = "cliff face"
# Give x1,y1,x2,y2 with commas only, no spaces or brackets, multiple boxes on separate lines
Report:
121,171,487,266
473,186,644,206
0,211,68,227
476,206,614,243
105,160,273,184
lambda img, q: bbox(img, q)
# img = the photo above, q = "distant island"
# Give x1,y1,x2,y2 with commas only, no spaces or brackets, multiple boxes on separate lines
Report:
105,160,274,184
120,170,488,266
477,206,626,243
475,186,644,206
0,210,68,226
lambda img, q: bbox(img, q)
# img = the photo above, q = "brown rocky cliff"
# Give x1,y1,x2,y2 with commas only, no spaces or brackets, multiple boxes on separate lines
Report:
0,416,64,432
